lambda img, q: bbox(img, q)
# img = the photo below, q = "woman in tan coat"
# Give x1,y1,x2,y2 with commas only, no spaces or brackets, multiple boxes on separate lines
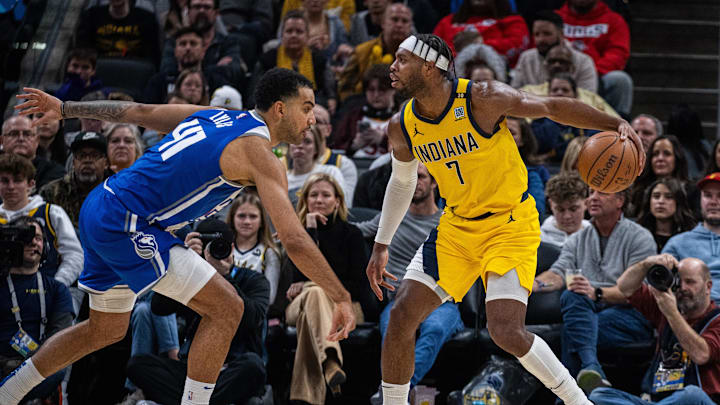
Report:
285,173,372,404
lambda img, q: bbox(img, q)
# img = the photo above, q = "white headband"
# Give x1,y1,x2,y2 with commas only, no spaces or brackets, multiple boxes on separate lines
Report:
398,35,450,72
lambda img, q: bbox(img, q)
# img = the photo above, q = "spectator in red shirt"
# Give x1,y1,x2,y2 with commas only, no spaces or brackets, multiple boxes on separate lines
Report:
591,255,720,403
556,0,633,117
432,0,529,66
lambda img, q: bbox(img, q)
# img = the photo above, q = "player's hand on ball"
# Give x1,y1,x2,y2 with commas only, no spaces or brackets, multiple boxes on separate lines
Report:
328,299,356,341
366,243,398,301
618,121,645,176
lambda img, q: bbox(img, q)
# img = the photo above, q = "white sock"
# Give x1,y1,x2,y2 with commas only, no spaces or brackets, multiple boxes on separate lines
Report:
181,376,215,405
517,335,591,405
381,380,410,405
0,358,46,405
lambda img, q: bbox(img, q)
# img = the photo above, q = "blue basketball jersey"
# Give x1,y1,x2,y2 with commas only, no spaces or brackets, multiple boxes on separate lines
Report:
105,109,270,231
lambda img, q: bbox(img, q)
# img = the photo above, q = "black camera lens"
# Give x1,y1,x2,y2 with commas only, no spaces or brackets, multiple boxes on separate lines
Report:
646,264,677,292
197,232,233,260
207,238,232,260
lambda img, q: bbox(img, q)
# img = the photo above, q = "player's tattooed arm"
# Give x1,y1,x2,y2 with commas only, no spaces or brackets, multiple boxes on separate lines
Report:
62,101,134,121
64,100,212,133
16,87,212,134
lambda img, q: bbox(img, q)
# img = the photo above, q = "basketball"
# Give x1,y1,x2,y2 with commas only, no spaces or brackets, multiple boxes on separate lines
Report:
577,131,639,193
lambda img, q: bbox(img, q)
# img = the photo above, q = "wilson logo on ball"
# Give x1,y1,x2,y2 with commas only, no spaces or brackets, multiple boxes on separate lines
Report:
590,154,618,187
577,131,638,193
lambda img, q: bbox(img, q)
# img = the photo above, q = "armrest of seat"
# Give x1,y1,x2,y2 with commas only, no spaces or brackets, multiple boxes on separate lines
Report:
526,290,563,325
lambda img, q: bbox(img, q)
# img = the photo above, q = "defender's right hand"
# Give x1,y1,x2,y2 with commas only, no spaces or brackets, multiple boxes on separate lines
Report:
366,244,397,301
15,88,62,125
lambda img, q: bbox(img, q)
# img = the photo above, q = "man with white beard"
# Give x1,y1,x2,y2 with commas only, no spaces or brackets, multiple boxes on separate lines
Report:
40,132,109,230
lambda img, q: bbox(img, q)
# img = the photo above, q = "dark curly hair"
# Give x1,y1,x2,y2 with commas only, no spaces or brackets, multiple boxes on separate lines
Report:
253,68,314,111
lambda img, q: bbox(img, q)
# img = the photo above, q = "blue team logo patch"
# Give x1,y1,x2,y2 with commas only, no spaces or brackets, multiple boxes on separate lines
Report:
454,106,465,120
131,232,158,260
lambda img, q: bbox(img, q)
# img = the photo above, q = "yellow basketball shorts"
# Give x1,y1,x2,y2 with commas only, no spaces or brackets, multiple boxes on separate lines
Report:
411,197,541,302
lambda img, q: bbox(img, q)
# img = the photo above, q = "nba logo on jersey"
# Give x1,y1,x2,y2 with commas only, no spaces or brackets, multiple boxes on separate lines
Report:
454,106,465,120
130,232,158,259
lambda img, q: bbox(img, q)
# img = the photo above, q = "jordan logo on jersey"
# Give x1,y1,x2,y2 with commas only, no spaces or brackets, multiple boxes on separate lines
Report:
413,124,424,137
507,211,516,224
131,232,158,260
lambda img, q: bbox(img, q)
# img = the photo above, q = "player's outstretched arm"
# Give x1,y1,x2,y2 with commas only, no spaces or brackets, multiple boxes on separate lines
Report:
229,136,356,340
366,113,417,300
486,81,645,175
15,87,212,134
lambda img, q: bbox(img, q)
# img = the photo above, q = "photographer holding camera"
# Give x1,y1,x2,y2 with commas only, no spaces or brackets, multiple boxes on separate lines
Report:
0,153,84,311
589,255,720,404
126,218,270,404
0,216,74,404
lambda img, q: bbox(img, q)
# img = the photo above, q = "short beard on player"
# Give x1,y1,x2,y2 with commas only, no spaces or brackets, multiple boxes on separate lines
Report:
396,69,424,100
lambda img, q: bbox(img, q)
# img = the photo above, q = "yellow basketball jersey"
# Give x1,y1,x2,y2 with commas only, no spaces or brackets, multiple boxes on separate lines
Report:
400,79,528,218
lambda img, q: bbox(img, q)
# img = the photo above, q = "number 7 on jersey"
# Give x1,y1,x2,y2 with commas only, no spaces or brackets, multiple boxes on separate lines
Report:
445,160,465,185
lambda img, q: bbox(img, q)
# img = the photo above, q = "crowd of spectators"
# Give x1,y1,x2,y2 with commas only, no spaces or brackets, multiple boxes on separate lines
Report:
2,0,720,404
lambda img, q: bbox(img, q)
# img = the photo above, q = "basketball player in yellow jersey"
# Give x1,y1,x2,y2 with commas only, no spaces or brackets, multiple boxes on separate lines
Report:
366,34,645,405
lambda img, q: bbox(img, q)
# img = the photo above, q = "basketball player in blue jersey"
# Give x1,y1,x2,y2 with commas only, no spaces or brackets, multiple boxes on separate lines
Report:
365,34,645,405
3,68,356,405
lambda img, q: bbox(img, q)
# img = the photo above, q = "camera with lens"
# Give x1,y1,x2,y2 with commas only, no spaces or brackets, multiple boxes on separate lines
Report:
646,264,680,292
0,225,36,269
198,232,232,260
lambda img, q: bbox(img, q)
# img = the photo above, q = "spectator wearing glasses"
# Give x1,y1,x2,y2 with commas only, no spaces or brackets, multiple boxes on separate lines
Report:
40,131,110,230
1,116,65,190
